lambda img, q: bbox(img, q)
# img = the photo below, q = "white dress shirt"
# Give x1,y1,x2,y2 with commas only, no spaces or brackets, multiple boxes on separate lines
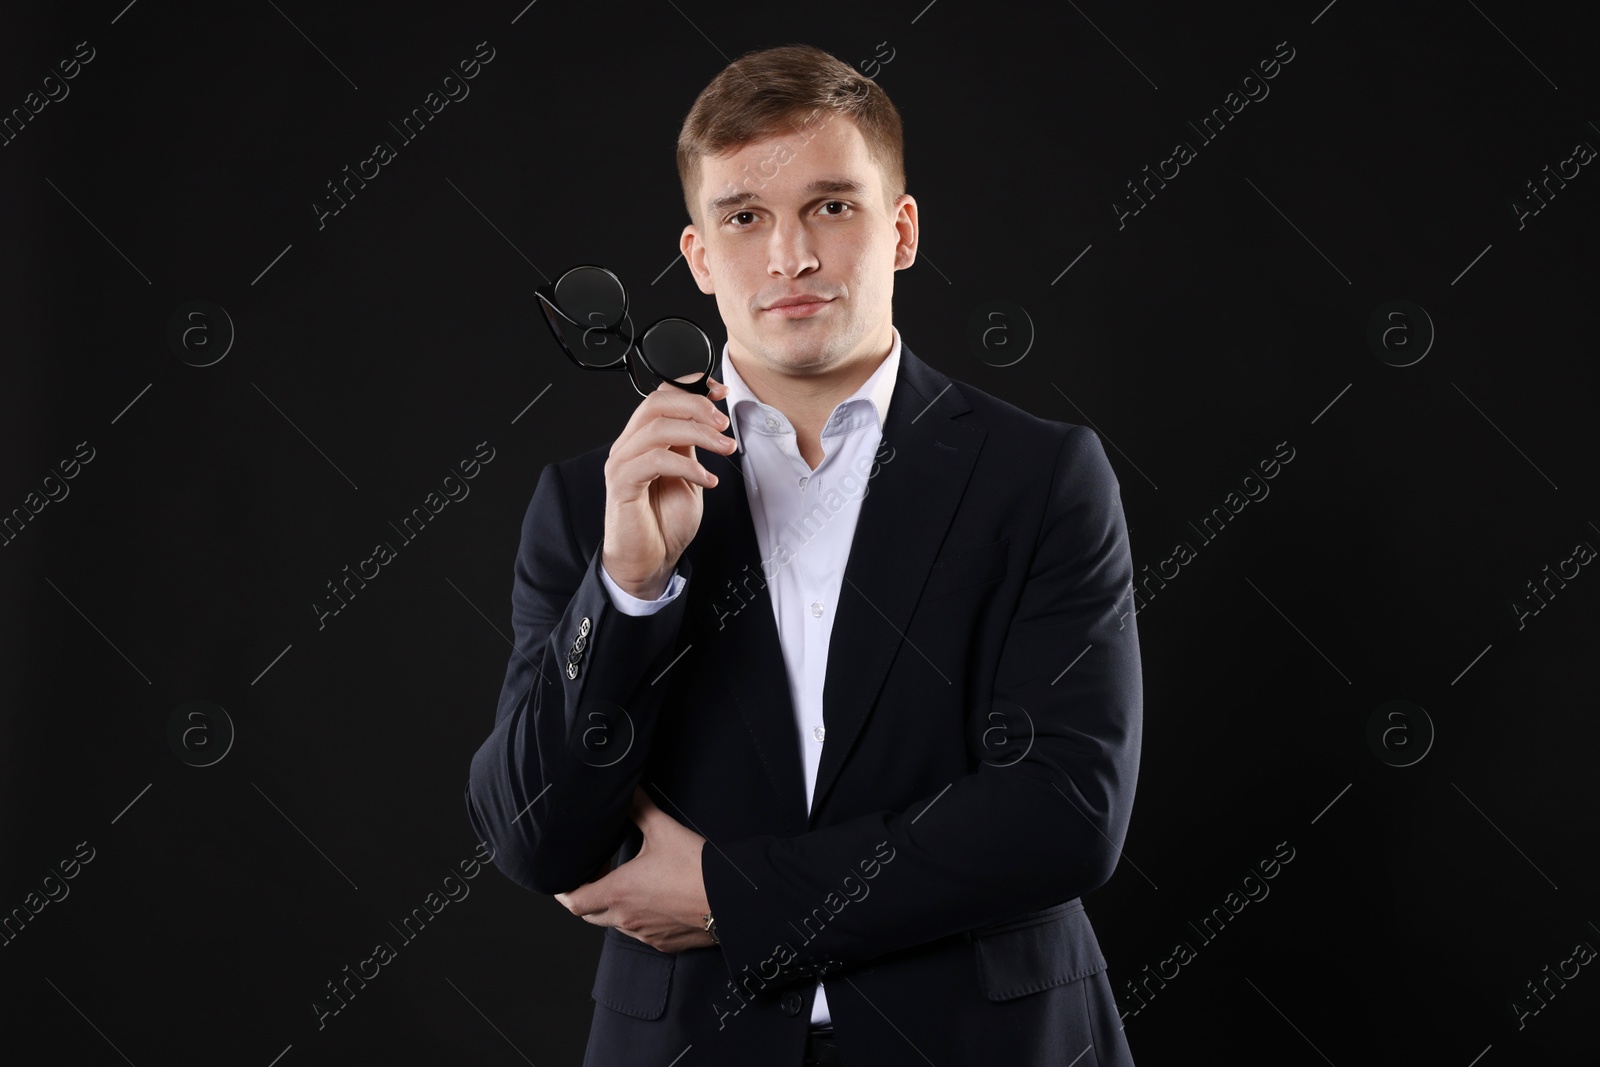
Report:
599,326,903,1028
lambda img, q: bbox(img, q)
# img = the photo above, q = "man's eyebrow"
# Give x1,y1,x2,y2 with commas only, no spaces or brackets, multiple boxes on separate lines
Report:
706,177,867,216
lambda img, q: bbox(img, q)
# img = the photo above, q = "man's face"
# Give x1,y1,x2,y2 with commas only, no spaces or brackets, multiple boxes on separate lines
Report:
680,112,917,380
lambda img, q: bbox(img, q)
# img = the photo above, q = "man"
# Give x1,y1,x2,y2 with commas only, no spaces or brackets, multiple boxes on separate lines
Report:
465,43,1141,1066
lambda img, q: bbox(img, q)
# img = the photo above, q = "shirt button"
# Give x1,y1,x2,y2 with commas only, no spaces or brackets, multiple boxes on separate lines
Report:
799,476,808,489
810,601,824,617
765,416,779,432
813,725,826,742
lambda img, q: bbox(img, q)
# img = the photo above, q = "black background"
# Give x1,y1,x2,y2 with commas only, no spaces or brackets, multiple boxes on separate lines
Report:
3,1,1597,1063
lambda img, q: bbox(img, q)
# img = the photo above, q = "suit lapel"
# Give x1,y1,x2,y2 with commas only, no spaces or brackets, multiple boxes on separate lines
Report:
693,342,986,831
812,344,984,821
693,372,808,831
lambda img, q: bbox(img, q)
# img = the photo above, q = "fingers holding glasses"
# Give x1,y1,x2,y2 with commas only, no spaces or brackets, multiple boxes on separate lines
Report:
618,376,729,449
601,376,734,599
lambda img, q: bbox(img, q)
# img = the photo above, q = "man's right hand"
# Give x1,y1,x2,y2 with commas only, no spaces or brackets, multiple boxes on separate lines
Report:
602,376,736,599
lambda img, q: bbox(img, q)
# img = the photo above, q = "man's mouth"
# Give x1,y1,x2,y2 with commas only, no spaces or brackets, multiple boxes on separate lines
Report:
763,298,833,318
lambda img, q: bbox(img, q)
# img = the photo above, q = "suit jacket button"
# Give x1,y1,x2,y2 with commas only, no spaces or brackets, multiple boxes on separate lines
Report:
779,990,803,1016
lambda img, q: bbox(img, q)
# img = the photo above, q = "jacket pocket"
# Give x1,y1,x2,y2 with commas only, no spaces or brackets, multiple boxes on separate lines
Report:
970,900,1108,1001
921,537,1009,601
592,932,675,1019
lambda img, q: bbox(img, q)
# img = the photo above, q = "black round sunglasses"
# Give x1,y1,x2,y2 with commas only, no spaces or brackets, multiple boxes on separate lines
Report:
535,264,715,398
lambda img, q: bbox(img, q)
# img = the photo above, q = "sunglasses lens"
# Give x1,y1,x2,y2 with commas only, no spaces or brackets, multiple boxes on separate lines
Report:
639,319,712,388
550,267,630,366
554,266,626,327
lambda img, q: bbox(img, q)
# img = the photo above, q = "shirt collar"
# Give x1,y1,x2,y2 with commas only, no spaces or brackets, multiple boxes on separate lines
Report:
719,325,901,453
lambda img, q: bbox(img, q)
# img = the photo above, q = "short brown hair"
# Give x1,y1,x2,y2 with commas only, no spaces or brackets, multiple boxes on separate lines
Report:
676,44,906,227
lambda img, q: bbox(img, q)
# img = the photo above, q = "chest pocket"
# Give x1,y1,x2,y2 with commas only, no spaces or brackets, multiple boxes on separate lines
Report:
920,537,1010,602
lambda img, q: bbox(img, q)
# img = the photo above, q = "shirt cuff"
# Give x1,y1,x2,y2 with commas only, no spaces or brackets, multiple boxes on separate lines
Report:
599,561,686,616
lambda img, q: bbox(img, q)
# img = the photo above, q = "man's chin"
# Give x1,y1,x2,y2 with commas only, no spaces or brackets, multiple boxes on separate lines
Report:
759,337,838,369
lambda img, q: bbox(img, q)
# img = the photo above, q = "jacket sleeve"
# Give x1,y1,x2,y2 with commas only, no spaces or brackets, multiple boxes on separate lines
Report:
700,425,1142,988
464,460,695,895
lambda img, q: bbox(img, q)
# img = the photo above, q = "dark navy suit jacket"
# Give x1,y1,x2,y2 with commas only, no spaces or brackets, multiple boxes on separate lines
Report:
465,341,1142,1065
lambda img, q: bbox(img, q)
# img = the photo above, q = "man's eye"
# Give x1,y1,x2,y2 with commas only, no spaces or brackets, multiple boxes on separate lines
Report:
727,202,848,227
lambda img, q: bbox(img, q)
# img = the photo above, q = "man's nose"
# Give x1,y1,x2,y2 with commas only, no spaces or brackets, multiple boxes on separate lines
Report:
767,217,819,277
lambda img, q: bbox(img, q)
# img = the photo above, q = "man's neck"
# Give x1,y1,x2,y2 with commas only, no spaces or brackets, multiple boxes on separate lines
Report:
728,328,892,470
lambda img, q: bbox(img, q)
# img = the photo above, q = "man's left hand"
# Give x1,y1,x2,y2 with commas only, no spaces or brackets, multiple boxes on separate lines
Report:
555,786,718,953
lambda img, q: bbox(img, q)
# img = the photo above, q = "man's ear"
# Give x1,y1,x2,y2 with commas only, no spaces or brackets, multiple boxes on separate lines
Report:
891,193,919,272
681,224,715,295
